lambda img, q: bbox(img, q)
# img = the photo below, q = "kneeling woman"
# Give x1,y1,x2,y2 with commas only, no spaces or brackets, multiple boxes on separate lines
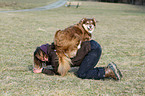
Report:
33,40,122,80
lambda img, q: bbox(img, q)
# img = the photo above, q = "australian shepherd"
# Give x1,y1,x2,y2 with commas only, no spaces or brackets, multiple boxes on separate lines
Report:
54,18,97,76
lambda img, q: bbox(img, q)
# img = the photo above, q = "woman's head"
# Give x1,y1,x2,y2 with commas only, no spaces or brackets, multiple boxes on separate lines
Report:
34,47,48,61
33,47,48,69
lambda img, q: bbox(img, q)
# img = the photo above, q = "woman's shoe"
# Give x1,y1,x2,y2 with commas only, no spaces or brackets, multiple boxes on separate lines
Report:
105,62,121,80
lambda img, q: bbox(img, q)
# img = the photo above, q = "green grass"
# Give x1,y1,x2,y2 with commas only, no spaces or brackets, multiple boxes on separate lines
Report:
0,0,57,10
0,1,145,95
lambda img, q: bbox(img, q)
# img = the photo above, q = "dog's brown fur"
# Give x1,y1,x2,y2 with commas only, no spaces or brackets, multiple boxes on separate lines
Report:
54,18,97,76
54,29,81,76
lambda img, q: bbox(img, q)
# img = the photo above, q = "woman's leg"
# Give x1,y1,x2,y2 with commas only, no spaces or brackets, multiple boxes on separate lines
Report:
77,40,105,79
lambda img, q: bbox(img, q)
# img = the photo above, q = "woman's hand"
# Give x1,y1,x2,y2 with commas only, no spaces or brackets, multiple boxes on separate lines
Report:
33,68,43,73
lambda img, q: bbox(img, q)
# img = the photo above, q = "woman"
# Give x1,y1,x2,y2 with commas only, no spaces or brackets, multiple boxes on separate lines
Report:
33,40,122,80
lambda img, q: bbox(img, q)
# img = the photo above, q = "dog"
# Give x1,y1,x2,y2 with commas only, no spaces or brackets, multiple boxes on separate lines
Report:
54,18,97,76
78,18,97,41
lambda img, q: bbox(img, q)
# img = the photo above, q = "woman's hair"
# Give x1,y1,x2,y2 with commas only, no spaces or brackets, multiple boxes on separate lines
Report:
33,47,48,69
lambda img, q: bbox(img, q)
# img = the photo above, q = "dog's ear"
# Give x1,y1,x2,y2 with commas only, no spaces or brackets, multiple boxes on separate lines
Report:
92,18,98,26
79,18,87,25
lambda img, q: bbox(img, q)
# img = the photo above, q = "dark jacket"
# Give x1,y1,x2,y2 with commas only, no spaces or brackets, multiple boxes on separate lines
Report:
42,41,91,75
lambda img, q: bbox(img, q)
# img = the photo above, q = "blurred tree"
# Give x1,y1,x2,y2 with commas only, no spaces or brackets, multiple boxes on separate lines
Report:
77,0,144,5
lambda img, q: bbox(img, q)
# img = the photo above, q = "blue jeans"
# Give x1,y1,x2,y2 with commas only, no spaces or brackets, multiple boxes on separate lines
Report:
77,40,105,80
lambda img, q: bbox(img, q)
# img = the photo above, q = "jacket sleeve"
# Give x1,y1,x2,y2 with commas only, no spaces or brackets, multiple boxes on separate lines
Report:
41,51,59,75
50,50,59,74
42,44,59,75
71,41,91,66
42,68,56,75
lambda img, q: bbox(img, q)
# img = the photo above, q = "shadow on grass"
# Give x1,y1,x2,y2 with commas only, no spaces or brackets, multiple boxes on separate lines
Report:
27,65,120,81
28,65,79,74
28,65,33,73
69,67,79,73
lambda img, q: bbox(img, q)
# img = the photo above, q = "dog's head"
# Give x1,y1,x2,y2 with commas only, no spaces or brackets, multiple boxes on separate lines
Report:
79,18,97,33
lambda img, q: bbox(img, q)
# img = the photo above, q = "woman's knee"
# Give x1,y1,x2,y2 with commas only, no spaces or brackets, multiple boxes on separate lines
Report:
90,40,102,56
90,40,101,50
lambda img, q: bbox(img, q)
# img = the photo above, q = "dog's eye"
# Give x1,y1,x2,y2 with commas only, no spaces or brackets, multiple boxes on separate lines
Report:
86,21,89,24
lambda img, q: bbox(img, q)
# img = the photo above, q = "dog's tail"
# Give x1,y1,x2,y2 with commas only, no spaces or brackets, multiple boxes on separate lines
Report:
57,55,71,76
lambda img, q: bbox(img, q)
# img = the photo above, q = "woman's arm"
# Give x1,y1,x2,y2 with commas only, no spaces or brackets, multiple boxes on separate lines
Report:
71,41,91,66
33,68,56,75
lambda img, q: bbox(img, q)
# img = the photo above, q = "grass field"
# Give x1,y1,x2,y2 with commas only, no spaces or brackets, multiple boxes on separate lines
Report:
0,0,145,95
0,0,57,10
